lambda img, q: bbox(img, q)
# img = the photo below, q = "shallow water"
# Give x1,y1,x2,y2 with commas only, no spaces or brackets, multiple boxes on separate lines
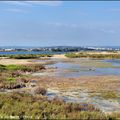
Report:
104,59,120,66
33,58,120,78
0,51,66,55
46,59,120,77
46,88,120,113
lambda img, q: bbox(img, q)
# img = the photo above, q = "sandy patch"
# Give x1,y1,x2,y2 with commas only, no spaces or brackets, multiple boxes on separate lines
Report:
0,58,34,65
52,54,67,59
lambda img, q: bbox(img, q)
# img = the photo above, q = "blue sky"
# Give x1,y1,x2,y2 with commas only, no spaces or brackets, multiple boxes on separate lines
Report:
0,1,120,46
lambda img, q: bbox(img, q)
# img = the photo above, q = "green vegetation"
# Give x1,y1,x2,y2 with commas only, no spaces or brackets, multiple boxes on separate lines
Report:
0,64,45,89
5,77,16,82
65,52,120,59
99,91,120,99
65,53,80,58
6,65,31,71
0,54,53,59
0,92,116,120
0,65,6,72
0,64,45,72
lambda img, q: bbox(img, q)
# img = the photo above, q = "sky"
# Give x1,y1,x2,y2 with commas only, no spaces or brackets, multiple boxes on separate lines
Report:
0,1,120,46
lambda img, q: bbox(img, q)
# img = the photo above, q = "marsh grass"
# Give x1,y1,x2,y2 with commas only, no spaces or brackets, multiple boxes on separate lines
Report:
65,52,120,59
99,91,120,99
6,65,31,72
0,64,45,89
0,64,6,72
0,54,120,119
0,92,120,119
5,77,16,82
0,54,53,59
0,92,106,119
0,64,45,72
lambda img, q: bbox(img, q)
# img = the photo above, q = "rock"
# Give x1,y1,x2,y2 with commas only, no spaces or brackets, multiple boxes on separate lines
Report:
33,87,47,95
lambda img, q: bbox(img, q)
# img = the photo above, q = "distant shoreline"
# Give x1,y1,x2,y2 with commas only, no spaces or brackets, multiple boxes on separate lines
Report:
0,46,120,55
1,51,120,65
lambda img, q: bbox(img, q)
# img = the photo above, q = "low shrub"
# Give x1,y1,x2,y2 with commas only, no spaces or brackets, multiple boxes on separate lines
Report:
8,54,53,59
65,52,120,59
99,91,120,99
5,77,16,82
17,77,29,83
65,53,79,58
0,92,119,119
26,64,45,72
34,87,47,95
10,71,22,77
0,64,6,72
6,65,31,72
0,64,45,73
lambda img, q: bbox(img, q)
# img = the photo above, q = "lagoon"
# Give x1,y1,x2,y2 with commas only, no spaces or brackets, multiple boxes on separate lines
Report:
34,58,120,77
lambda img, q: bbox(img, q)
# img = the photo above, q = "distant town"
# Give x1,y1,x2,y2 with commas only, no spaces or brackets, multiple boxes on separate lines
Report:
0,46,120,52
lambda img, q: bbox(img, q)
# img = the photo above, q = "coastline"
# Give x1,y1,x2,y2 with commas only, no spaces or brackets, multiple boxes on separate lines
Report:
0,54,68,65
1,51,120,65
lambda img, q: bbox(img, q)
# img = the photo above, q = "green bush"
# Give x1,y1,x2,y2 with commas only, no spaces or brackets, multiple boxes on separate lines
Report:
6,65,32,72
0,54,53,59
5,77,16,82
0,64,45,72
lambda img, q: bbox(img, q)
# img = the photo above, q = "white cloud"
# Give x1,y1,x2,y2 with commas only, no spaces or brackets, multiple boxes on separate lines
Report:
2,1,31,6
4,8,26,13
106,8,120,12
27,1,62,6
2,1,62,7
47,22,79,28
100,28,116,34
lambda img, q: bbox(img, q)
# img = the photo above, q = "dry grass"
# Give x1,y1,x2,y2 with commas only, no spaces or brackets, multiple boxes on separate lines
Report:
35,76,120,101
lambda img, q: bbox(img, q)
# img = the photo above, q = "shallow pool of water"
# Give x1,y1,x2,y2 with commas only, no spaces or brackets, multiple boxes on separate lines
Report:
104,59,120,66
34,58,120,78
47,60,120,77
